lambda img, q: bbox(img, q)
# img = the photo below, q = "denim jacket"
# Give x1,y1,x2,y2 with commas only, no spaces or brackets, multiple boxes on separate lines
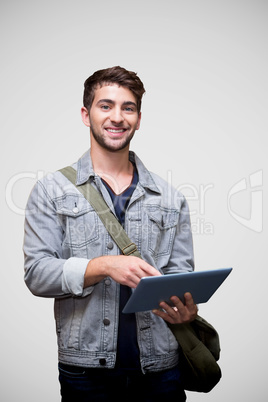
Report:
24,150,194,373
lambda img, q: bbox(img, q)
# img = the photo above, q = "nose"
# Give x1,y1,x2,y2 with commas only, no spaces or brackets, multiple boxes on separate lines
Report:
110,106,124,124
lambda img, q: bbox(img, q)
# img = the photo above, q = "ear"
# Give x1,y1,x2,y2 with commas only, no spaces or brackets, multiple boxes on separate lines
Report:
136,112,142,131
81,107,90,127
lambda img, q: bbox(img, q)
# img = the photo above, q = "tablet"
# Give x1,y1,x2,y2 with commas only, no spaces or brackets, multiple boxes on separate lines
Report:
122,268,232,314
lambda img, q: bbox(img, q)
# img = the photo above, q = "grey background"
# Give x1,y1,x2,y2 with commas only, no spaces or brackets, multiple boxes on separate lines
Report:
1,1,267,401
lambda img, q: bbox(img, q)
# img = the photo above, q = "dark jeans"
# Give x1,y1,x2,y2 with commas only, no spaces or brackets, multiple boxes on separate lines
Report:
58,363,186,402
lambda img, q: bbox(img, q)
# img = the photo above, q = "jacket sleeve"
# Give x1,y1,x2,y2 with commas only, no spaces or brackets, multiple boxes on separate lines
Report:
162,194,195,275
23,180,94,298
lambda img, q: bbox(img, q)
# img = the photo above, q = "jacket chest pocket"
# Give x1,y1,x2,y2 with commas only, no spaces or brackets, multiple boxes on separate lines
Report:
145,205,179,258
55,194,100,249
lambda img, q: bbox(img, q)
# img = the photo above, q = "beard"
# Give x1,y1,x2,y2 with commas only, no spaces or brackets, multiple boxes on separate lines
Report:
90,124,136,153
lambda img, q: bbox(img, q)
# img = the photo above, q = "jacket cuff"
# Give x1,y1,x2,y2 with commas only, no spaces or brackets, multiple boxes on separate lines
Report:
62,257,94,297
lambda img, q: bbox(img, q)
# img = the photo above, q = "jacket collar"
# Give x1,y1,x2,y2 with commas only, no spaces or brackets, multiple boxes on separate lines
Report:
76,149,161,194
76,149,95,185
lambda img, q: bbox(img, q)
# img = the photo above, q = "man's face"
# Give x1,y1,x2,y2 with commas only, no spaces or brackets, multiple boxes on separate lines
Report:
82,84,141,152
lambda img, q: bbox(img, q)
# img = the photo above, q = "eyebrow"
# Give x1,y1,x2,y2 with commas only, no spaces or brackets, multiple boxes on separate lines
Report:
96,99,137,108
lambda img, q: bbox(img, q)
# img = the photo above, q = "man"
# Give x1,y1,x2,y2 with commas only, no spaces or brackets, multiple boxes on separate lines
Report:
24,66,197,401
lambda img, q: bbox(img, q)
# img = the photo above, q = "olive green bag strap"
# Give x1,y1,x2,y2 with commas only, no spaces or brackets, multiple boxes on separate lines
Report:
59,165,221,393
59,166,141,258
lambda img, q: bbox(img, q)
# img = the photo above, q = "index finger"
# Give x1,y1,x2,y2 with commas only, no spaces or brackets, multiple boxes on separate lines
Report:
139,260,162,277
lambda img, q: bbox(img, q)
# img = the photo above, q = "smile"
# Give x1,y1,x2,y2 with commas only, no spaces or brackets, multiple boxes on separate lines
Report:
106,128,126,133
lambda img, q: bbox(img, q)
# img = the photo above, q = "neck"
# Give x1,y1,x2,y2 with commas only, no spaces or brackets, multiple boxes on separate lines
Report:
90,141,133,194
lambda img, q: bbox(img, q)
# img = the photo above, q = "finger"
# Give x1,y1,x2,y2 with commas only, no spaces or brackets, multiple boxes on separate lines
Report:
169,295,197,322
153,301,186,325
159,301,178,317
126,256,160,278
184,292,196,309
127,270,146,288
140,261,161,277
183,293,198,317
152,307,175,324
170,296,188,317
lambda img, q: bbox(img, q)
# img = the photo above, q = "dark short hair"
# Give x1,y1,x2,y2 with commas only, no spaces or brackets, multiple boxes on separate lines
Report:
83,66,145,113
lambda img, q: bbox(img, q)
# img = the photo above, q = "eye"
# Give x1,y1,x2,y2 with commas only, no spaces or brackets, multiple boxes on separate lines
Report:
101,105,110,110
124,107,135,112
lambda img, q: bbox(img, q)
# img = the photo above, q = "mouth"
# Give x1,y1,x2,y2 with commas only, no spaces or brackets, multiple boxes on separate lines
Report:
105,127,127,135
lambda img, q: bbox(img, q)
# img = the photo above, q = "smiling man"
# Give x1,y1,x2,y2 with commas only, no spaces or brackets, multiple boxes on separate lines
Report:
24,66,197,402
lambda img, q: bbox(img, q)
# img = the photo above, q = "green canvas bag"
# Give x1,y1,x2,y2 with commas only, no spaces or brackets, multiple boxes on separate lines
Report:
59,166,222,393
168,316,221,392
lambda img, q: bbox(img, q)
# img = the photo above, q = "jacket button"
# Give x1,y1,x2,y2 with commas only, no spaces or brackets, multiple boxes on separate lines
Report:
103,318,110,326
104,279,111,286
107,242,114,250
99,358,106,366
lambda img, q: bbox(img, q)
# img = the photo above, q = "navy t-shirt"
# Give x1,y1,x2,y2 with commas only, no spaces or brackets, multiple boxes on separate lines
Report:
101,166,141,371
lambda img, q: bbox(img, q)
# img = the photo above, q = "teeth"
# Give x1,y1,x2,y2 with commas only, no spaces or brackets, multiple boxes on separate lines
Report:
108,129,124,133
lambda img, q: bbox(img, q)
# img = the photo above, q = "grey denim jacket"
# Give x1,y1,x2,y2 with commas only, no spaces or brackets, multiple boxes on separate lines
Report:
24,150,194,373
